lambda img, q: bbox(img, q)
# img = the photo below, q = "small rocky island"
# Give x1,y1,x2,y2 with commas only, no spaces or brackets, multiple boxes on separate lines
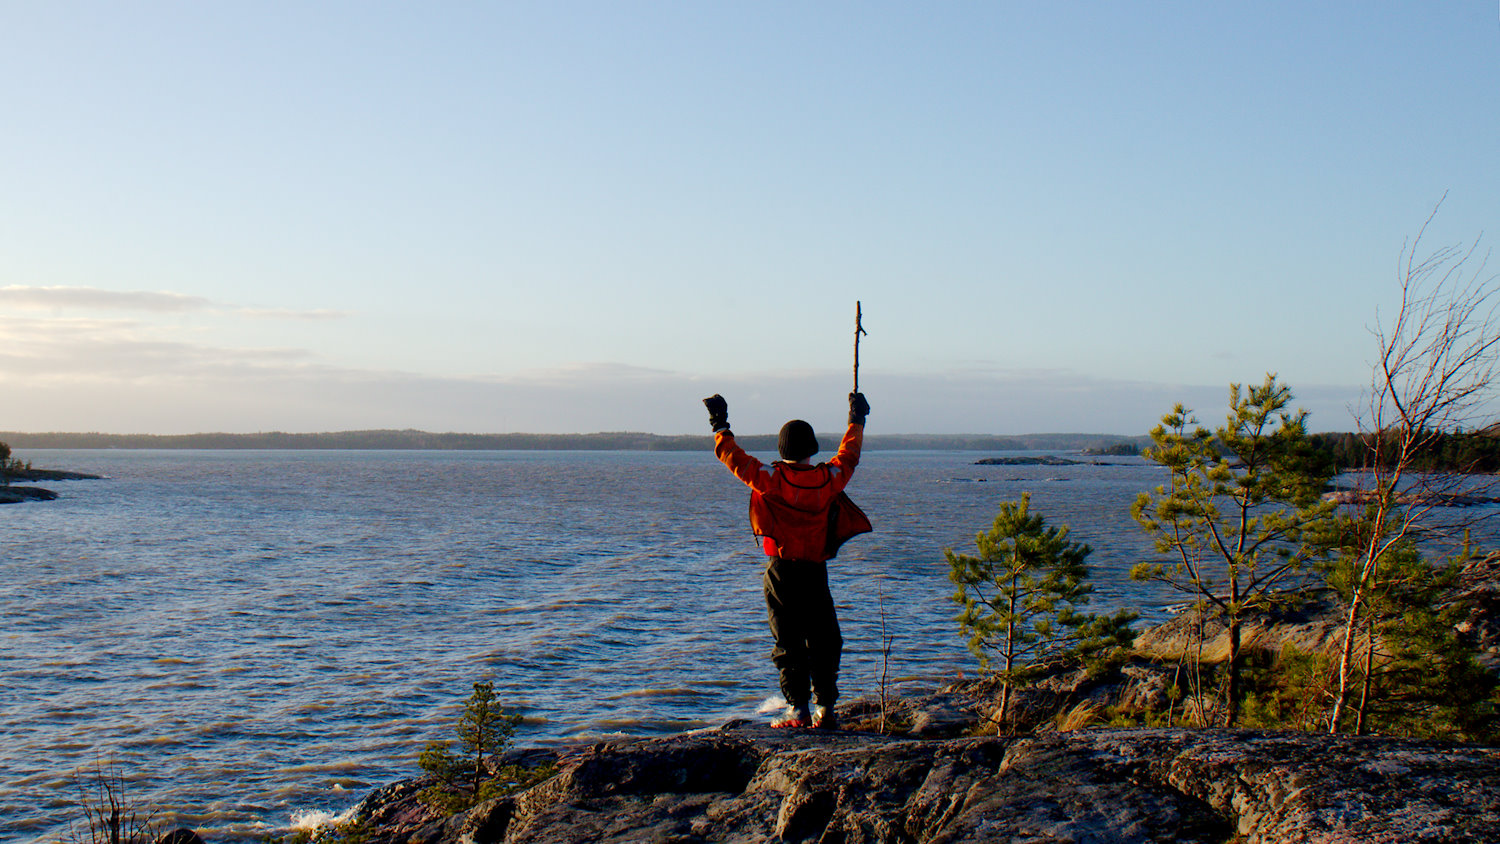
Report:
0,445,102,504
974,455,1125,467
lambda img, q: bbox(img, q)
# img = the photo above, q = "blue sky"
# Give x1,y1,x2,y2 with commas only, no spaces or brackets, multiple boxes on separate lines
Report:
1,2,1497,435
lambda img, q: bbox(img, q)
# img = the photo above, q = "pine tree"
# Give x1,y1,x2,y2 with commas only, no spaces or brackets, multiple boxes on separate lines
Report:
420,681,519,800
948,494,1137,730
1131,375,1334,726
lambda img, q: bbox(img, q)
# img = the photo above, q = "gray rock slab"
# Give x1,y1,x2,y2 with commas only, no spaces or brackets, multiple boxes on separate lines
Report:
353,725,1500,844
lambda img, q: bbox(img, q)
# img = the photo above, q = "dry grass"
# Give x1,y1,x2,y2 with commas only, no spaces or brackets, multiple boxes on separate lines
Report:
1055,701,1106,732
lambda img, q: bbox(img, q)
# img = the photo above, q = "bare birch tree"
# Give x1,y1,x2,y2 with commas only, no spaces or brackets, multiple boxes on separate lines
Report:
1328,198,1500,733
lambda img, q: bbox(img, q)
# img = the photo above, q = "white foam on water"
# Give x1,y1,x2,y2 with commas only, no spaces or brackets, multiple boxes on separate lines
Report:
755,695,787,715
289,804,356,832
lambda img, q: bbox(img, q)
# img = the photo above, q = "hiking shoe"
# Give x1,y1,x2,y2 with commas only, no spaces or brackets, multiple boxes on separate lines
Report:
812,705,839,730
772,705,811,729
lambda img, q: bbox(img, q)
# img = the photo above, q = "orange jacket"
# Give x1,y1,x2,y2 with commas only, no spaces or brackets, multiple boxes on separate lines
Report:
714,424,869,561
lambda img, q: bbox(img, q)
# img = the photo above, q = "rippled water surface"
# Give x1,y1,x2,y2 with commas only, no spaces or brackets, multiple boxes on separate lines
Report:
2,449,1177,841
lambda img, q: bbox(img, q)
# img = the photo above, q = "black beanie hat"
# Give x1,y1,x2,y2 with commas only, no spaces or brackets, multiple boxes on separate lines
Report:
778,420,819,461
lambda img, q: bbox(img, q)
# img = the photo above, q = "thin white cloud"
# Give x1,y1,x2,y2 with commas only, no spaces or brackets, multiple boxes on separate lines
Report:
0,285,213,312
0,315,315,381
0,285,349,321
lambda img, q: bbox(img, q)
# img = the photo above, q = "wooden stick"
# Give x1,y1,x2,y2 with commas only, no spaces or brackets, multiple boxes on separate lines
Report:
853,301,867,392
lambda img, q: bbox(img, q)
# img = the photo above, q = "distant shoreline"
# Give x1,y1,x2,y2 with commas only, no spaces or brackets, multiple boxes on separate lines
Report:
0,430,1152,453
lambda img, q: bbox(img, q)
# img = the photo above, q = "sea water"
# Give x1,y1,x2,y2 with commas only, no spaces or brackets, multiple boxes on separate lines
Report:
2,448,1183,841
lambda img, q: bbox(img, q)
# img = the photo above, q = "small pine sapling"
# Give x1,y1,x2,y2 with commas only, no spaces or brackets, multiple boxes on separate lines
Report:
947,494,1137,730
419,681,521,810
1320,528,1497,739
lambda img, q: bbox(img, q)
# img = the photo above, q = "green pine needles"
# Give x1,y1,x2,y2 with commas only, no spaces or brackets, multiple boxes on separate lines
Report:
1319,516,1497,739
947,493,1137,730
1131,374,1336,726
418,681,527,813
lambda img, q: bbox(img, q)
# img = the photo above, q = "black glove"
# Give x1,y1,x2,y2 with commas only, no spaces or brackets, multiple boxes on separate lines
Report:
849,392,870,426
703,394,730,433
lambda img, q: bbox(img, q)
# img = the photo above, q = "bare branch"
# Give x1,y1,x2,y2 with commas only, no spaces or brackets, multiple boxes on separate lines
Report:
1332,200,1499,732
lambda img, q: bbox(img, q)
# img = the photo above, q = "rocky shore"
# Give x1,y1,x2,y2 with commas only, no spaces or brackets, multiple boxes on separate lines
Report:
308,554,1500,843
1131,551,1500,675
339,719,1500,843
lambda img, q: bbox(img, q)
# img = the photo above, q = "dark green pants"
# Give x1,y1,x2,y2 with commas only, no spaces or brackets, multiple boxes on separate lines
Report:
763,556,842,709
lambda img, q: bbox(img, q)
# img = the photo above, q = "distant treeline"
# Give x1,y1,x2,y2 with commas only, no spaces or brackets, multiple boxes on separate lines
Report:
1309,429,1500,473
0,429,1154,453
11,428,1500,469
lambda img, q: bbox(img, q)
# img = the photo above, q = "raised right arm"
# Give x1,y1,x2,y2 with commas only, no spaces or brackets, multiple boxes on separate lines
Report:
715,430,774,492
705,394,773,492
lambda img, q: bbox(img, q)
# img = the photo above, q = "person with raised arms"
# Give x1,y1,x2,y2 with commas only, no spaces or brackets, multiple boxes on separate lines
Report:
702,391,871,729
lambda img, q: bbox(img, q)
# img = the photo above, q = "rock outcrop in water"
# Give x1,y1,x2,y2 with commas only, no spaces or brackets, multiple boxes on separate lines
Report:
0,467,101,504
0,485,59,504
342,721,1500,843
7,467,100,482
972,455,1122,466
